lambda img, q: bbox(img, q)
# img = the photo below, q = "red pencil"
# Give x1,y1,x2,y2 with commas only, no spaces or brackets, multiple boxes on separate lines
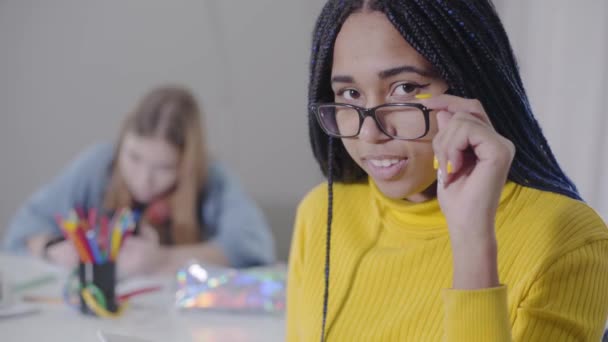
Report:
118,286,162,301
100,216,110,252
74,228,94,263
88,208,97,232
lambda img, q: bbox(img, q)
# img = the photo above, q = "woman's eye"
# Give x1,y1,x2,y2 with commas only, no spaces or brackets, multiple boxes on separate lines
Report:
392,83,428,96
340,89,361,101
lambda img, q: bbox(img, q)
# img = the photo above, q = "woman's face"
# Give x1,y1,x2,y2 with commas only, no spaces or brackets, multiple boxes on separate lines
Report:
118,133,179,203
332,11,448,202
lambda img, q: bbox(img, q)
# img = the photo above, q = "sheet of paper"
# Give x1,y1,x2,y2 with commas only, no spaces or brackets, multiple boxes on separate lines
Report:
0,302,39,319
97,331,154,342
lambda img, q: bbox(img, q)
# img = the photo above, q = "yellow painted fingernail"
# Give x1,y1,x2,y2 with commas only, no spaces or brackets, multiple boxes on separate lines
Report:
433,156,439,170
447,161,453,174
415,93,433,99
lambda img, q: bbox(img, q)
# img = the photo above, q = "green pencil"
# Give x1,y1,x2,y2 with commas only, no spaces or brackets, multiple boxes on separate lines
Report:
11,274,57,293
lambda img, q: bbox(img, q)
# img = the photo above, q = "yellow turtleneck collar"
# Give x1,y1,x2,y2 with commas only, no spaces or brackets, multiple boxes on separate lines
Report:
369,178,518,235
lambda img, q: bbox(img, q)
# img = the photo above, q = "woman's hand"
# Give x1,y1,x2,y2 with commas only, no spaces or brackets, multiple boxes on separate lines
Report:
27,234,79,268
117,224,167,278
421,94,515,289
46,240,79,269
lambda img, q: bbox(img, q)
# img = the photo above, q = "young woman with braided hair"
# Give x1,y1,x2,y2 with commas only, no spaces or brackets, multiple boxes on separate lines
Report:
287,1,608,341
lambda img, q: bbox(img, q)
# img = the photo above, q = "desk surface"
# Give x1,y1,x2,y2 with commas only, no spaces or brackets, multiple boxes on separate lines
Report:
0,254,285,342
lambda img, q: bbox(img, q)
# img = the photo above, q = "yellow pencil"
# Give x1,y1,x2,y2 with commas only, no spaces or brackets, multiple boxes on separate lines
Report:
110,227,122,261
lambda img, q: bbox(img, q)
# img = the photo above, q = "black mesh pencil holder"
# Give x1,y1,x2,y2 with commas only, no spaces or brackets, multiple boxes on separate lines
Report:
78,262,118,315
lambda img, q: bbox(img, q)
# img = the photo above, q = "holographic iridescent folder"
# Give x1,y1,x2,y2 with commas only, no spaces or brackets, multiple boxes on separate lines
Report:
175,263,286,314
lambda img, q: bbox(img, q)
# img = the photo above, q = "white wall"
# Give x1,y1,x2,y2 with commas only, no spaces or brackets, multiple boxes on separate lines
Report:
495,0,608,219
0,0,326,260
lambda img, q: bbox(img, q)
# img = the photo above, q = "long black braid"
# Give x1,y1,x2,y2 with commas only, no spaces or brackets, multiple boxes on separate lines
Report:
308,1,580,340
320,137,334,342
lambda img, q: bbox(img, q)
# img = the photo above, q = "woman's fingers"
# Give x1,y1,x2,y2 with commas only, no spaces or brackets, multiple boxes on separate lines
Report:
418,94,494,128
433,111,511,186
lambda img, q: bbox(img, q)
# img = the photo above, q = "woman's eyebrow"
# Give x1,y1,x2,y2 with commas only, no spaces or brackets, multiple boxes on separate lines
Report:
378,65,438,79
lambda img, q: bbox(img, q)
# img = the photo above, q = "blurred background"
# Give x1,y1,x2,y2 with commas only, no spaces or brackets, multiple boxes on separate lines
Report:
1,0,606,261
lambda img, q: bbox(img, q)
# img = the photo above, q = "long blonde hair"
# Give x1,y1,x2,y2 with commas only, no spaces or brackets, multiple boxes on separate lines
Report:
104,85,207,244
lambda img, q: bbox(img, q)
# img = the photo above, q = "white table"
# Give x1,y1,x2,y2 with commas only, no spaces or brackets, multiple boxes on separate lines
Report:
0,254,285,342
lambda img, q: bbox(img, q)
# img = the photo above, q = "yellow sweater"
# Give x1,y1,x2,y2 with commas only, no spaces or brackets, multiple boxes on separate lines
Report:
287,180,608,341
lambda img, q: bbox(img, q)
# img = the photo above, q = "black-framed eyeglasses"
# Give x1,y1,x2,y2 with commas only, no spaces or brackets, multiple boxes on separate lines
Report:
311,102,431,140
